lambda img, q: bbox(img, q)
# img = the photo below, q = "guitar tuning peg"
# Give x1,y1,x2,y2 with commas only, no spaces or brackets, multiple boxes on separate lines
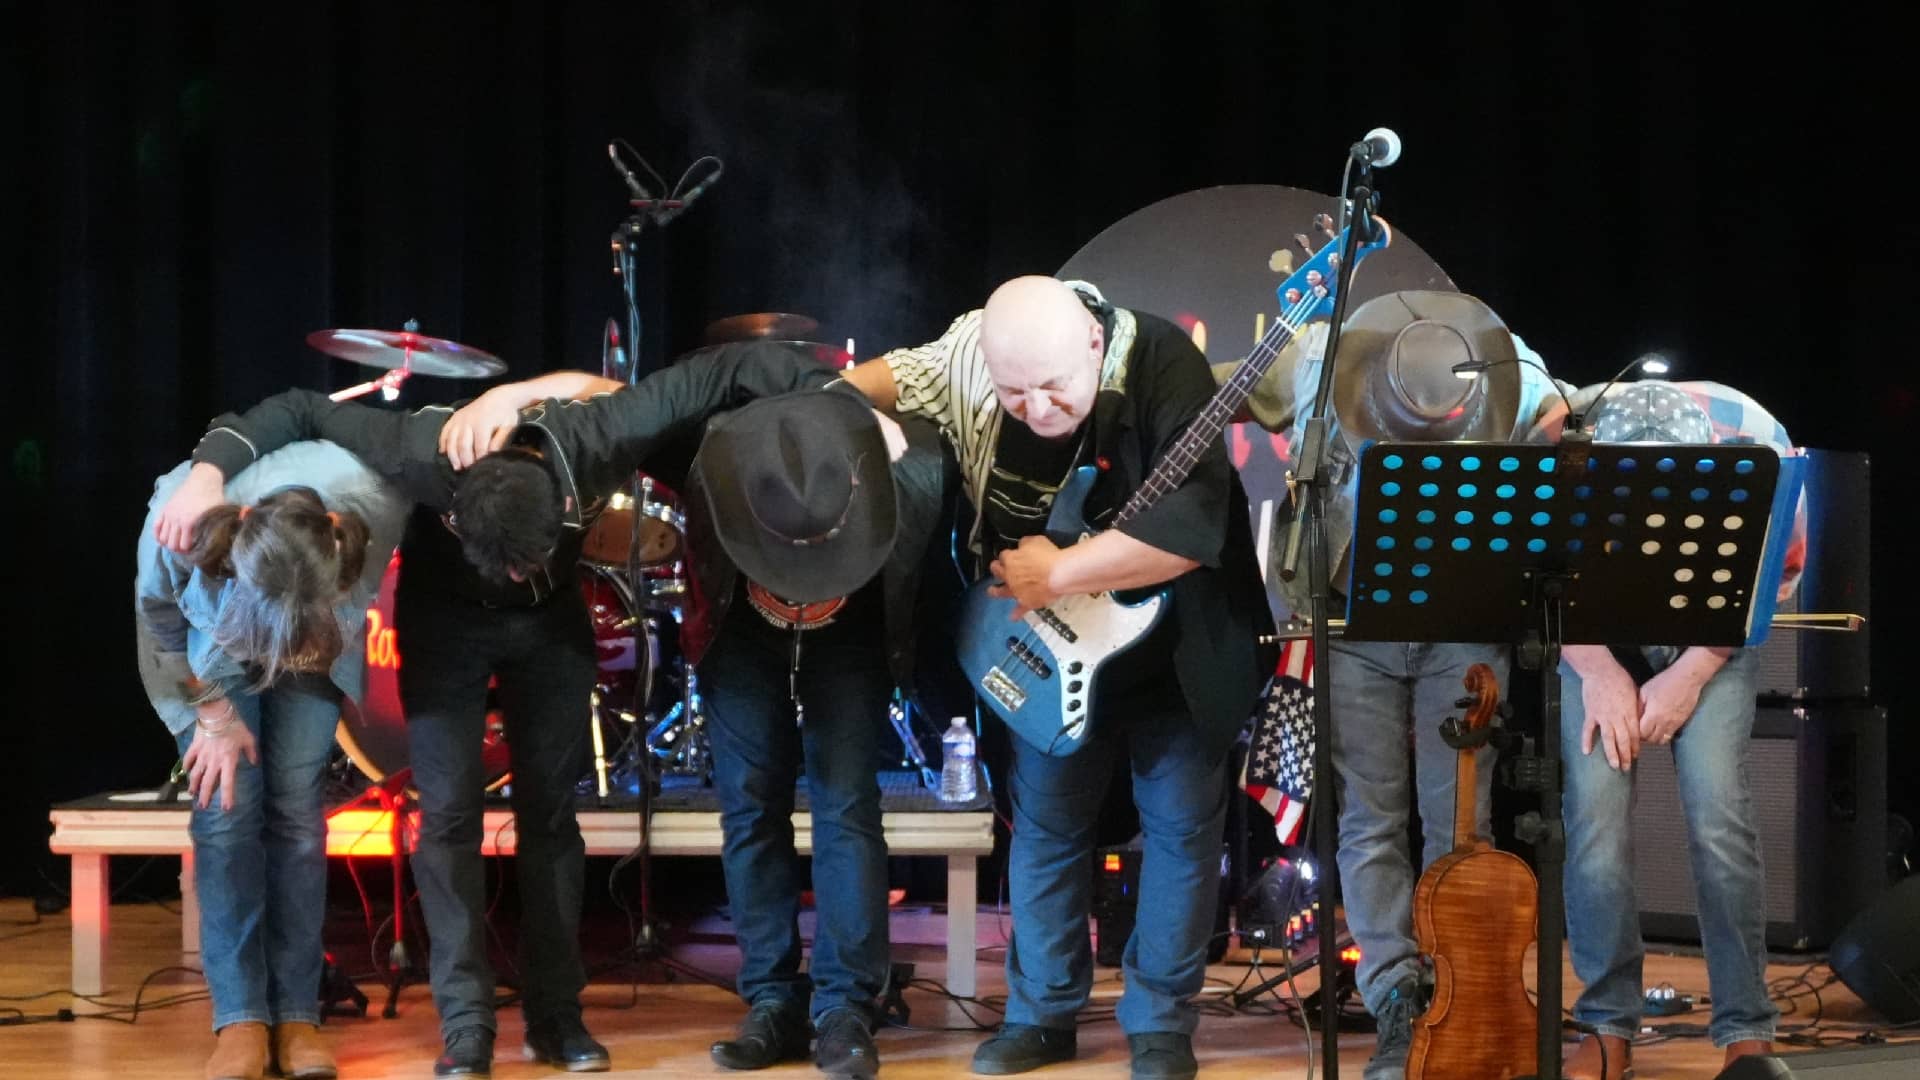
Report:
1293,233,1315,259
1314,213,1335,239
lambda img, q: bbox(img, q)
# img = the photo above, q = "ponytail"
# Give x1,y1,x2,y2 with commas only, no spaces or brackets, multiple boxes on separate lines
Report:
331,509,372,591
185,504,246,579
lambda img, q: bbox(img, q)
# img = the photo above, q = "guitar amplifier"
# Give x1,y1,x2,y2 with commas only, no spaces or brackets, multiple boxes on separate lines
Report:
1754,449,1870,701
1633,703,1887,951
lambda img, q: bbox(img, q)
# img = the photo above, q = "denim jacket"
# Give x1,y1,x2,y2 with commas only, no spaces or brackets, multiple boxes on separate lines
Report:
134,441,409,735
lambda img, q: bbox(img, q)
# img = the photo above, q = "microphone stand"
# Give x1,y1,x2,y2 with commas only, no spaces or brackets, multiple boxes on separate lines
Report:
1277,154,1381,1080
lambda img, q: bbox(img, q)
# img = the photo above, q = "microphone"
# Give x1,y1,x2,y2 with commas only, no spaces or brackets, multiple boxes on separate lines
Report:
607,143,651,200
1350,127,1403,168
659,158,724,223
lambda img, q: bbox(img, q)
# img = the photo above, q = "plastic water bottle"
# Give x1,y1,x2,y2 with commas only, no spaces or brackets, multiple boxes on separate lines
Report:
940,717,978,803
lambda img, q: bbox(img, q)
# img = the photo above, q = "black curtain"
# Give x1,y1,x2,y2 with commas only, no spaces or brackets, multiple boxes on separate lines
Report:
5,1,1913,893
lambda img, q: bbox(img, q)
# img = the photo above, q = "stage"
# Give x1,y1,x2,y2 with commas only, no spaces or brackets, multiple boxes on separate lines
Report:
0,896,1896,1079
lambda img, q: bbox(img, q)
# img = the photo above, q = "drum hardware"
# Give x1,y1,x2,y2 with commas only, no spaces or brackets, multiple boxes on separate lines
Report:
311,320,507,403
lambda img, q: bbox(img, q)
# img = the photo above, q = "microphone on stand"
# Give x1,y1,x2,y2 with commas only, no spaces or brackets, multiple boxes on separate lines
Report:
1350,127,1403,168
608,143,651,200
658,158,724,223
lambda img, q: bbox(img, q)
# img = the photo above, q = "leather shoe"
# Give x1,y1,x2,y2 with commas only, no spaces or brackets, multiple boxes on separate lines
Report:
1565,1033,1632,1080
524,1015,610,1072
814,1008,879,1078
1127,1031,1197,1080
711,1000,811,1070
434,1026,495,1077
205,1021,269,1080
971,1024,1077,1075
270,1022,337,1079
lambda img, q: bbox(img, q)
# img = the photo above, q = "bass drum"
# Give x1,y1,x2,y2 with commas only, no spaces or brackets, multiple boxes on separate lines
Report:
335,554,670,795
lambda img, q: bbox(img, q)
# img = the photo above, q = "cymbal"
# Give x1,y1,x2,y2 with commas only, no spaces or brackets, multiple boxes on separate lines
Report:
702,312,822,346
306,328,506,379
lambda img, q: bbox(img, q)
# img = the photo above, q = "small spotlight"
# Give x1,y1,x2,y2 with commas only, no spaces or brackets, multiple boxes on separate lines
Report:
1638,352,1671,376
381,384,401,402
1298,858,1317,883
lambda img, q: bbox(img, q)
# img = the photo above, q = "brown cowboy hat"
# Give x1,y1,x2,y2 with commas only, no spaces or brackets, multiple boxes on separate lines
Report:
688,390,898,603
1329,290,1521,452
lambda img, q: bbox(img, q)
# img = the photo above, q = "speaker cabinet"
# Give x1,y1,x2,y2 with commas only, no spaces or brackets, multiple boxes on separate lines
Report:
1754,449,1870,701
1633,703,1887,951
1715,1042,1920,1077
1828,874,1920,1023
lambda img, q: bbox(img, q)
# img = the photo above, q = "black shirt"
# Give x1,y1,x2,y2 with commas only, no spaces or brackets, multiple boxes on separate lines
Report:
981,419,1091,553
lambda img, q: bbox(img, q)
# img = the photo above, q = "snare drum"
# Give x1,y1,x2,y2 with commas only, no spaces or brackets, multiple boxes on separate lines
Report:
581,473,685,570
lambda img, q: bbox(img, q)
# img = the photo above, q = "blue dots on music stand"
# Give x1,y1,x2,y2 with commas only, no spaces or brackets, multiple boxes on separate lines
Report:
1735,459,1756,475
1566,538,1584,552
1729,488,1749,503
1378,508,1398,524
1374,562,1394,577
1492,510,1513,526
1608,512,1627,527
1527,538,1548,553
1455,510,1474,525
1419,482,1440,497
1458,483,1478,498
1372,589,1392,603
1497,484,1517,499
1696,458,1716,473
1531,511,1551,526
1383,454,1404,470
1574,485,1592,499
1489,538,1510,552
1376,535,1396,550
1451,537,1471,552
1414,536,1435,551
1613,485,1631,499
1657,457,1678,473
1534,484,1556,499
1571,512,1588,527
1380,481,1401,496
1500,456,1521,473
1417,509,1437,524
1538,457,1556,473
1422,455,1443,471
1691,487,1710,502
1412,563,1431,578
1652,486,1670,500
1410,590,1429,604
1462,456,1482,472
1617,457,1638,472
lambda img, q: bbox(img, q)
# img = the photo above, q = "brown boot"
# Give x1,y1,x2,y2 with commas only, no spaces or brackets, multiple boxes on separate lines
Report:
273,1022,339,1080
1723,1039,1773,1066
205,1021,269,1080
1565,1033,1633,1080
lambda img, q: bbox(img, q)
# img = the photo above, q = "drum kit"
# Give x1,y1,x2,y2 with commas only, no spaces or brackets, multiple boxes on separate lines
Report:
308,316,844,801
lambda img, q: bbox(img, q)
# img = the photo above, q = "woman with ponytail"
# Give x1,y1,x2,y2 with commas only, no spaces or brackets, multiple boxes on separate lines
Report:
136,441,405,1080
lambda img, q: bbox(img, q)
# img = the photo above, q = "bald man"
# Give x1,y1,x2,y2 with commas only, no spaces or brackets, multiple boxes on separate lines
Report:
843,278,1273,1079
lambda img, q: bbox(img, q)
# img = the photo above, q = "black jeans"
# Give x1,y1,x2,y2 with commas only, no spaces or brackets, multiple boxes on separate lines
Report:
395,580,595,1038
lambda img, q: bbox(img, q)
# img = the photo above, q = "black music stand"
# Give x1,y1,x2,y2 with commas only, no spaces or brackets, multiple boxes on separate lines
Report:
1344,438,1802,1080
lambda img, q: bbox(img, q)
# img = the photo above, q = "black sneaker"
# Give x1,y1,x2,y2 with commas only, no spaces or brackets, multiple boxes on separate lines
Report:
814,1008,879,1078
1127,1032,1197,1080
711,1000,812,1070
524,1015,611,1072
1363,978,1423,1080
971,1024,1077,1075
434,1026,495,1078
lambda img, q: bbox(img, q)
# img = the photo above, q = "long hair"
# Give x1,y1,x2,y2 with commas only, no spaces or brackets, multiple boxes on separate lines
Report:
184,486,371,690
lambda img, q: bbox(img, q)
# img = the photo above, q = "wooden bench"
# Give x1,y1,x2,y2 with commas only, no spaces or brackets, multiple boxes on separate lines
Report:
49,794,994,998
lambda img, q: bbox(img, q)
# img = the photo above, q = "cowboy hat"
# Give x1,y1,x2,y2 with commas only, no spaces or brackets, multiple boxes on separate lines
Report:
688,390,898,603
1329,290,1522,452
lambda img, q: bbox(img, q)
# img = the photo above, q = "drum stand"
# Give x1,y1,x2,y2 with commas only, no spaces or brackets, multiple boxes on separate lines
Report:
374,779,431,1017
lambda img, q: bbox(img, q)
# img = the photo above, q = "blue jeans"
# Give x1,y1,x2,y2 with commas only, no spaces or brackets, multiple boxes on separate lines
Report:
1561,646,1776,1047
175,673,341,1032
699,625,893,1024
1328,639,1507,1015
1002,672,1229,1036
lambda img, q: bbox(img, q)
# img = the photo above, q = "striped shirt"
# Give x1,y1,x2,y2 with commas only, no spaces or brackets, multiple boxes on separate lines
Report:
880,281,1137,549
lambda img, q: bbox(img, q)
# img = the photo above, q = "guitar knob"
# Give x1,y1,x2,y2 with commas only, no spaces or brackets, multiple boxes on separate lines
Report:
1068,681,1083,694
1068,699,1083,713
1068,661,1084,674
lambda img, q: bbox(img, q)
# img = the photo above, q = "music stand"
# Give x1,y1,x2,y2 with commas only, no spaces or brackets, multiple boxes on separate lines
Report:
1344,438,1803,1080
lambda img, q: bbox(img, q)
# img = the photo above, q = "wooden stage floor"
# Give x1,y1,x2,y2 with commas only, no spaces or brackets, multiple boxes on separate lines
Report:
0,897,1899,1079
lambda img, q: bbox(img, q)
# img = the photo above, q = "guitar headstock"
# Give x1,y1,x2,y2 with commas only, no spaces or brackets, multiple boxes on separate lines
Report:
1273,212,1393,326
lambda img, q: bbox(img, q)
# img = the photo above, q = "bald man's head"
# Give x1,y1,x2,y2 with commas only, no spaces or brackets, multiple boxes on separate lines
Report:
979,276,1103,439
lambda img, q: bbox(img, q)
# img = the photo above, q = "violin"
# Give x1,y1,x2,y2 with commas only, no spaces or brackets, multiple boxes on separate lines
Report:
1407,663,1539,1079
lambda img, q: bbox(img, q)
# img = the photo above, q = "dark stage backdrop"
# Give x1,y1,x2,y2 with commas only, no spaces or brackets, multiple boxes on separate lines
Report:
4,2,1913,894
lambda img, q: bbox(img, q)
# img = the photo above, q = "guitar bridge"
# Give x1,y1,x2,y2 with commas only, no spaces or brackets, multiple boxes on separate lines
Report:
981,667,1028,713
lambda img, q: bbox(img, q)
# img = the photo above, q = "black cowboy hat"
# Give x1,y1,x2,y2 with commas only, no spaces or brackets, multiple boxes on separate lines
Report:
688,390,898,603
